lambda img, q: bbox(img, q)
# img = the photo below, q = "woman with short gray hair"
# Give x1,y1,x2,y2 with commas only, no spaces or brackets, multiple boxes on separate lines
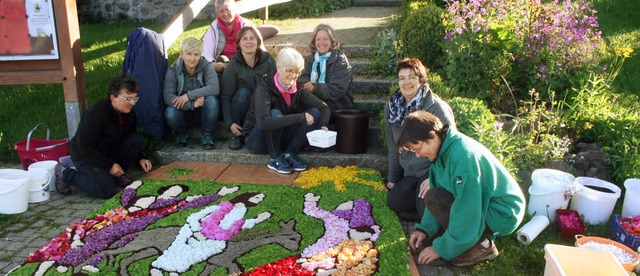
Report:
242,48,330,174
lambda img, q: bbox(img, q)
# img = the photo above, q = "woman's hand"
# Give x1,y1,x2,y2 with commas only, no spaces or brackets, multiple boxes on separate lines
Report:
304,112,314,126
172,94,189,109
213,62,227,72
303,82,314,91
417,246,441,265
139,159,152,172
109,163,124,177
320,126,329,131
386,182,396,189
409,230,427,251
418,178,430,199
193,97,204,108
230,123,243,136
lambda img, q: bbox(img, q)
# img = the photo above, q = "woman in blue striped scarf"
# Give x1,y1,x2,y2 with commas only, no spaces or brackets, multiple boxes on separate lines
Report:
298,24,353,115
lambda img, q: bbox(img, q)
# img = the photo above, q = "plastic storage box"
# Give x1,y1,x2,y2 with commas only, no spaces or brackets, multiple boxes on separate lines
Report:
306,130,337,148
555,209,585,239
543,244,627,276
610,214,640,251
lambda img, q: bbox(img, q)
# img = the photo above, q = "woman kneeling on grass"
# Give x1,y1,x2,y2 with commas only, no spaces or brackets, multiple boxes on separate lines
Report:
398,110,525,267
242,48,330,174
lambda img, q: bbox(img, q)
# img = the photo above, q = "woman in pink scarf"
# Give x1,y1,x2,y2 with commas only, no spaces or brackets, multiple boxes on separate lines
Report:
202,0,261,73
242,48,331,174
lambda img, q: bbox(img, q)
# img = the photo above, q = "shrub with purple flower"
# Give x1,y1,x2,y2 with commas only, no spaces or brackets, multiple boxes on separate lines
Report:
442,0,603,113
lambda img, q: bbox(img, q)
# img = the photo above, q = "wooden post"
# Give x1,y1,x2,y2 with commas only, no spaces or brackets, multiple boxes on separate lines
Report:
54,0,86,138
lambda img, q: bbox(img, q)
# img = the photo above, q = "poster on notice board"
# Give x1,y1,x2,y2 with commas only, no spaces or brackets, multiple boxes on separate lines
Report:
0,0,59,61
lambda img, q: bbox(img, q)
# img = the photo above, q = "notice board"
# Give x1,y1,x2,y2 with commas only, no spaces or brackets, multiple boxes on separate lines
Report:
0,0,59,60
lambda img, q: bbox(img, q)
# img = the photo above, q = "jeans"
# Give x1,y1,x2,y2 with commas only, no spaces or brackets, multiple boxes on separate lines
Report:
66,133,142,199
165,95,220,135
231,88,252,127
245,108,321,159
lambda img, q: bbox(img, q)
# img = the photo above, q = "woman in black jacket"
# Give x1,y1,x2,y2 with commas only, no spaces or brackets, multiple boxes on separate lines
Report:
221,26,276,150
243,48,330,174
298,24,353,114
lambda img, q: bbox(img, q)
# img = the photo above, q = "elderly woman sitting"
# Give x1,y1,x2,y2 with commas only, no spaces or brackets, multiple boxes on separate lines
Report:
242,48,330,174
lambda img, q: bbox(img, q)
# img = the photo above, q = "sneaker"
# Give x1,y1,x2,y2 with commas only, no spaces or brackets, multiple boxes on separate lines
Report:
202,133,215,150
267,155,294,174
54,163,72,195
176,133,189,147
115,175,133,188
228,135,242,150
450,238,499,267
284,153,307,171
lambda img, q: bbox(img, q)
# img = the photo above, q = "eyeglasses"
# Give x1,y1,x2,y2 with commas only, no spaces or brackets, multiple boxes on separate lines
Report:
398,75,419,82
280,67,302,77
403,141,424,153
117,95,139,103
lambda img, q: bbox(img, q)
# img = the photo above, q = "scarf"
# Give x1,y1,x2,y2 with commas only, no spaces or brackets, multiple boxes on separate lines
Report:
218,14,243,58
387,84,427,125
274,73,297,108
310,52,331,83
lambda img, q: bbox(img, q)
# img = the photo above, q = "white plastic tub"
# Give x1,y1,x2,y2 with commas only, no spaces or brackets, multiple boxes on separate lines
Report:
27,168,50,203
570,177,621,225
28,160,58,192
527,169,575,222
622,178,640,217
306,130,337,148
0,169,30,214
544,244,627,276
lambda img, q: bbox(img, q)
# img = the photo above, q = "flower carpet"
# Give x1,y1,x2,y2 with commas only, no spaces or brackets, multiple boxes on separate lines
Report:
8,166,409,275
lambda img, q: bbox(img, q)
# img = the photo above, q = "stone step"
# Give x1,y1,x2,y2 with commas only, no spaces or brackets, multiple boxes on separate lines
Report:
155,138,388,175
351,76,393,96
351,0,402,6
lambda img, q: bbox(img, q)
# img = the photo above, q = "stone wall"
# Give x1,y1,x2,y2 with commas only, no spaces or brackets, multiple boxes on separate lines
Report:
78,0,216,23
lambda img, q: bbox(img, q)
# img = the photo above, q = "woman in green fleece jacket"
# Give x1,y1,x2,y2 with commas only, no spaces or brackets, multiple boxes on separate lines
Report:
396,110,526,267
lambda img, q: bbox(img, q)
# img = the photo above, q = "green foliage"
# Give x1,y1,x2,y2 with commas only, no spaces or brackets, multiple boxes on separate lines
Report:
268,0,351,19
399,4,446,70
447,97,494,139
362,28,401,77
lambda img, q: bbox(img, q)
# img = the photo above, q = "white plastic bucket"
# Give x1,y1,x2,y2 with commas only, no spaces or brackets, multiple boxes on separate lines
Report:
27,168,50,203
622,178,640,217
527,169,576,222
570,177,621,225
0,169,30,214
28,160,58,192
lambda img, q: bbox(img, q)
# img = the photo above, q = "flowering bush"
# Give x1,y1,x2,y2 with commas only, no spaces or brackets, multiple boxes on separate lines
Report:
442,0,604,113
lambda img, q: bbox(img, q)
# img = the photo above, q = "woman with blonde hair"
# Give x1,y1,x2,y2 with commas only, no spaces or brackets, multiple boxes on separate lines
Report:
243,48,330,174
221,26,276,150
298,24,353,114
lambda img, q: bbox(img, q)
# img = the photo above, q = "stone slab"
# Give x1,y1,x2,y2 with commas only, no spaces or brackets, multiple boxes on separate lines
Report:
215,164,299,185
142,161,230,181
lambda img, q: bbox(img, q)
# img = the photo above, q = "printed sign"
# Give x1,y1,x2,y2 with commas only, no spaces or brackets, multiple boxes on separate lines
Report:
0,0,59,60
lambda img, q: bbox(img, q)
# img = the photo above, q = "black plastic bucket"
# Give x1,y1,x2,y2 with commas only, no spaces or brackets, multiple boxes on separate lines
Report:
334,109,370,154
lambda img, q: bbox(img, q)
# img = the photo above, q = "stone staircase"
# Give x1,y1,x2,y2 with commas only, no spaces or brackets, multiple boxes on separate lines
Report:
155,5,399,176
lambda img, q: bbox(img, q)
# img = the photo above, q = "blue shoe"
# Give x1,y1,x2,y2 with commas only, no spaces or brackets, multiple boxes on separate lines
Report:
267,155,294,174
284,153,308,171
202,133,215,150
176,133,189,147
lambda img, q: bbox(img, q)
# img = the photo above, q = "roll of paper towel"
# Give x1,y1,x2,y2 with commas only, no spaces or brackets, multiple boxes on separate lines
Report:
516,215,550,245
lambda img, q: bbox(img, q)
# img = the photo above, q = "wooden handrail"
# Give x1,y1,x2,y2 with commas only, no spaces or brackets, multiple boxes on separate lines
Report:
161,0,291,49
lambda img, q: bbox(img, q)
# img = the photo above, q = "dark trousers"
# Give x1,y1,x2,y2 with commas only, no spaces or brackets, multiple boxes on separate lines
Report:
66,133,143,199
230,88,252,130
245,108,321,159
387,176,426,221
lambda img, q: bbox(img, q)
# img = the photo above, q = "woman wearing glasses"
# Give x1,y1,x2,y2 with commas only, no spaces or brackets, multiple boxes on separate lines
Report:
384,58,456,222
243,48,330,174
221,26,276,150
54,75,153,199
298,24,353,114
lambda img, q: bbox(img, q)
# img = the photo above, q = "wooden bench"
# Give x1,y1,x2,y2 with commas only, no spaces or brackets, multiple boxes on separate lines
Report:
162,0,291,51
